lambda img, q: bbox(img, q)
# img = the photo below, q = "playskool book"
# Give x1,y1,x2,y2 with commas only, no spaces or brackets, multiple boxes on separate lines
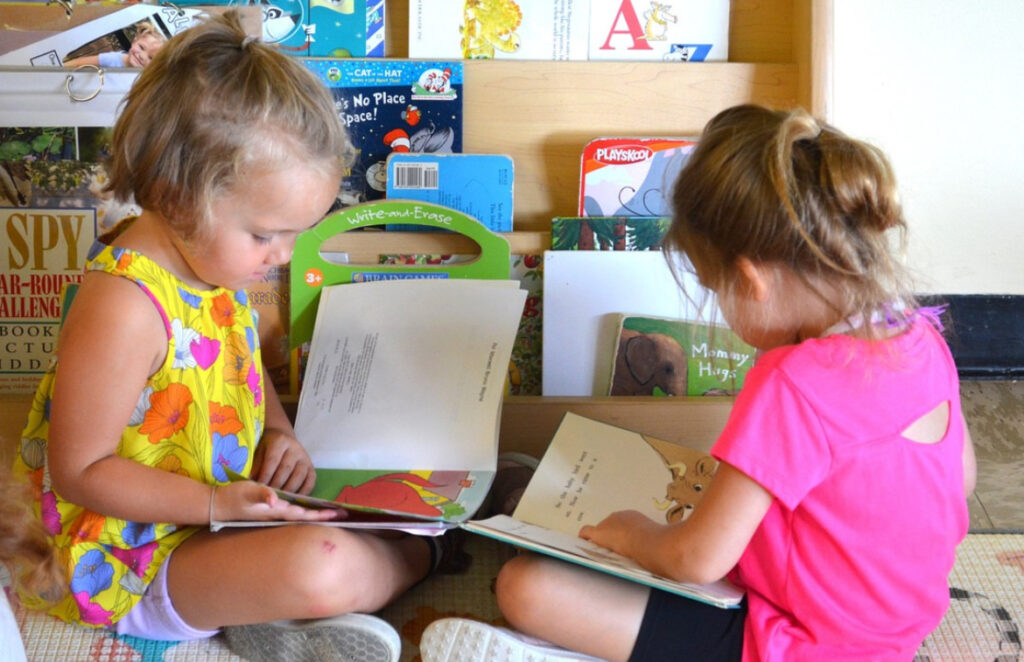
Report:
302,59,463,208
579,137,696,218
608,314,755,397
465,412,744,608
210,278,527,535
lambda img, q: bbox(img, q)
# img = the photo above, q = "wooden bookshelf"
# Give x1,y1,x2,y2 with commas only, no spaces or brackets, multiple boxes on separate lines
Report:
1,0,832,450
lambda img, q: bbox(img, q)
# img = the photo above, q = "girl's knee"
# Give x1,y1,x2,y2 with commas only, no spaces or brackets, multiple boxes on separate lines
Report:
275,528,366,615
495,554,552,626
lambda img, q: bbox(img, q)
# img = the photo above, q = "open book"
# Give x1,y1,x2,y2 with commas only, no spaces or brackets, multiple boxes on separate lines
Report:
465,412,744,608
211,278,526,535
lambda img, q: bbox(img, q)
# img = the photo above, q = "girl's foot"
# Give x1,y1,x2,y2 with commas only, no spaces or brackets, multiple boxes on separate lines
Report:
223,612,400,662
420,617,606,662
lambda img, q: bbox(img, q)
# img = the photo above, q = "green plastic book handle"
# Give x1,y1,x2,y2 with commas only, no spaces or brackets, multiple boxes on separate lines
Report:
289,200,511,349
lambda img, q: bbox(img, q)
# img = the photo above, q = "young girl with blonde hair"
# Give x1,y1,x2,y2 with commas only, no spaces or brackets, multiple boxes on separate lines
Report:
64,21,167,69
14,12,457,662
422,104,976,662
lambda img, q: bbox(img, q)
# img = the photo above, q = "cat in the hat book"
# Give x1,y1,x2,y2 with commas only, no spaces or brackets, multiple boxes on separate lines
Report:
301,60,463,209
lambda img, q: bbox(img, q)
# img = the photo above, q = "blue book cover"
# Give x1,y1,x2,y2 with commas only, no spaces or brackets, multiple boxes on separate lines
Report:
385,153,513,232
173,0,385,57
303,59,463,207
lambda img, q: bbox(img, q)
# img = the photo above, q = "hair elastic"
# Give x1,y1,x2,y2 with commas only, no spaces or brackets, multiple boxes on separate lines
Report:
241,35,259,49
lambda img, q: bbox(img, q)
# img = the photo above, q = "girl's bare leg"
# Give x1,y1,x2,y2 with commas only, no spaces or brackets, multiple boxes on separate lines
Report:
165,525,431,629
496,553,649,662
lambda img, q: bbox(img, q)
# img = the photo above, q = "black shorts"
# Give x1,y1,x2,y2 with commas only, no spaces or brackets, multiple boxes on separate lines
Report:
628,589,747,662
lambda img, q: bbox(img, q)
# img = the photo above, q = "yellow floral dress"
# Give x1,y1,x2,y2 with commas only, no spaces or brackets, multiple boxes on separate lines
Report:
13,240,264,627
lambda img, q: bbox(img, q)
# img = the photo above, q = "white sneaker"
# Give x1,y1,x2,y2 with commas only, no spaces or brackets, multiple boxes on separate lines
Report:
223,612,401,662
420,617,606,662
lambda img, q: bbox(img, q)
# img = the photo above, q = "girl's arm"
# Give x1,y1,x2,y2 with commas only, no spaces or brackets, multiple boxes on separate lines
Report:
63,54,100,68
250,366,317,494
46,273,332,525
580,462,772,586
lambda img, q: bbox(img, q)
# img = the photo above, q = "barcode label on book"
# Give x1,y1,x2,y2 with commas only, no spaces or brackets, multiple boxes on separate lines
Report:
392,163,439,190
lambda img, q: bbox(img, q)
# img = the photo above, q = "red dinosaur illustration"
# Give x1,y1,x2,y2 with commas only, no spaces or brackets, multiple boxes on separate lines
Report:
336,472,444,517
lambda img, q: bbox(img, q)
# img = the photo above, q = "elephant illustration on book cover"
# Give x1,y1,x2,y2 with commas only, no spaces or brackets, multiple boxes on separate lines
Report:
609,314,755,397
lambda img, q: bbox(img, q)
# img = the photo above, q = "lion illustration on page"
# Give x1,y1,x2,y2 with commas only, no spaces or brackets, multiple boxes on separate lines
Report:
644,435,719,523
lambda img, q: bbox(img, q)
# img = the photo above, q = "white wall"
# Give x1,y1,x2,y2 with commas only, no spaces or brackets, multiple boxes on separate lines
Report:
831,0,1024,294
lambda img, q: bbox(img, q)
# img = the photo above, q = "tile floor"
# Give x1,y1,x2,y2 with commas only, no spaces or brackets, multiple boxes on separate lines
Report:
962,380,1024,530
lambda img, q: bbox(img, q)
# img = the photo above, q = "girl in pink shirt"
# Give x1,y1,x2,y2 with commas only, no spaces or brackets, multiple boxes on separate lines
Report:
421,104,976,662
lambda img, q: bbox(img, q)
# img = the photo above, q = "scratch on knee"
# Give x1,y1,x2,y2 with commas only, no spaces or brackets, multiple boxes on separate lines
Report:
321,539,338,554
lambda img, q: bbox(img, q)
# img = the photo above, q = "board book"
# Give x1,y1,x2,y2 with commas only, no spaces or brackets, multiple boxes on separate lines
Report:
212,277,527,534
550,216,669,251
385,153,514,232
608,314,755,396
465,412,744,608
579,137,696,218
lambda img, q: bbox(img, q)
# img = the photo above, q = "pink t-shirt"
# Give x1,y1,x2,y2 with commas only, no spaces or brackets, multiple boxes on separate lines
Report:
712,320,968,662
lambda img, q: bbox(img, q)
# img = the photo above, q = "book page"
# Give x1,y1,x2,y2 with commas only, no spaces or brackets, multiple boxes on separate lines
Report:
513,413,718,535
294,279,525,472
465,515,743,608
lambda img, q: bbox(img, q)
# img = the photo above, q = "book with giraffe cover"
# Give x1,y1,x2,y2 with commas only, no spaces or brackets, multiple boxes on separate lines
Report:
465,412,744,608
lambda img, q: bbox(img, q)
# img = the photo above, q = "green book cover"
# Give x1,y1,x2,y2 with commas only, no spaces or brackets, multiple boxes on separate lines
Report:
609,314,755,396
551,216,669,251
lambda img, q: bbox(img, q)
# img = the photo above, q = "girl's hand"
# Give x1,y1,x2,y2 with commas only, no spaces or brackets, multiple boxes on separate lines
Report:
212,480,340,523
251,429,317,495
579,510,659,559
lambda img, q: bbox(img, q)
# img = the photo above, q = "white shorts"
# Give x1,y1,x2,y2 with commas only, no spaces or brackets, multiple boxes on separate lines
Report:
113,553,219,641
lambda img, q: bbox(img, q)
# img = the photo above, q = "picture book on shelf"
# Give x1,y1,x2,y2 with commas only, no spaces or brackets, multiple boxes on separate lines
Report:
551,216,669,251
0,124,119,394
172,0,384,57
0,4,260,67
302,59,463,208
579,137,696,218
608,314,755,397
385,153,514,232
465,412,744,608
587,0,729,62
408,0,590,60
407,0,728,62
1,204,97,395
211,278,527,535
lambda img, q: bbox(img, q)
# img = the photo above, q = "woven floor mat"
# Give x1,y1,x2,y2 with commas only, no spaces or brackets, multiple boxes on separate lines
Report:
5,533,1023,661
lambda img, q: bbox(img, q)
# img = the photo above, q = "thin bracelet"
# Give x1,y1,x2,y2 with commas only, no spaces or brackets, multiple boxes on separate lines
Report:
209,484,218,525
